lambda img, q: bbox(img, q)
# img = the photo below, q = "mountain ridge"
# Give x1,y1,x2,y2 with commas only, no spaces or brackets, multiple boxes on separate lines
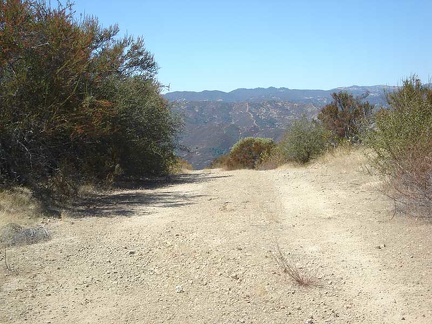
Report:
164,85,396,106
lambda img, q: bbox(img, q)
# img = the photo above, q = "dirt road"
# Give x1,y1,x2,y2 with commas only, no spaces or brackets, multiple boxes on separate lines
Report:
1,152,431,323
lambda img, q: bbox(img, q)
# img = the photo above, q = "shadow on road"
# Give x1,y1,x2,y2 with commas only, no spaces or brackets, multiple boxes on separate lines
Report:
66,172,231,218
113,172,232,189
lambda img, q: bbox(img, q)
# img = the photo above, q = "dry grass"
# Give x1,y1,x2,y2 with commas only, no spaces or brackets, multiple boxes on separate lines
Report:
313,145,364,167
0,223,50,248
382,145,432,217
275,145,370,174
272,244,316,287
308,145,379,179
0,188,43,227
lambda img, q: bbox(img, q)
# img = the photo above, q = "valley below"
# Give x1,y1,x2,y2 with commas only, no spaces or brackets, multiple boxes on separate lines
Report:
168,85,391,168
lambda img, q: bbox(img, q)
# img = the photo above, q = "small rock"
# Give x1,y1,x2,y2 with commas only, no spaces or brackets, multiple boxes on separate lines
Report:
230,273,239,280
128,250,136,255
175,285,184,293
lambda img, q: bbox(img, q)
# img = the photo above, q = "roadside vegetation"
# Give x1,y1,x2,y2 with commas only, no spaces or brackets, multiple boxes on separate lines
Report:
0,0,180,214
365,77,432,216
213,91,371,169
212,77,431,218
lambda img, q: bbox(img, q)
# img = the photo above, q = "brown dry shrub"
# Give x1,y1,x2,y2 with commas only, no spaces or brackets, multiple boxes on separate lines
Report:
386,142,432,214
272,244,316,287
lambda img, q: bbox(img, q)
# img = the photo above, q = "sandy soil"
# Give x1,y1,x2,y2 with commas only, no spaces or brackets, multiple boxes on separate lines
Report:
1,151,431,323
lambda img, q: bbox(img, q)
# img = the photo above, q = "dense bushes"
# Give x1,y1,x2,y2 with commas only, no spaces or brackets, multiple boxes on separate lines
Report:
366,77,432,215
211,119,329,169
0,1,179,205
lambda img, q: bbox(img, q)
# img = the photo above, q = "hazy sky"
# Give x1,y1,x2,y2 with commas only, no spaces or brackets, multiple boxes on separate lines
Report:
67,0,431,92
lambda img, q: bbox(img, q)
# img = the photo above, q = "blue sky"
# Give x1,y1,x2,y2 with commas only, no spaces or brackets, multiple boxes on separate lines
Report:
67,0,431,92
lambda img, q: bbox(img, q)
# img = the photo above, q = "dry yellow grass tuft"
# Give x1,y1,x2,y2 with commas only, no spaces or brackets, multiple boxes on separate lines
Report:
0,188,42,227
308,145,374,176
275,145,368,172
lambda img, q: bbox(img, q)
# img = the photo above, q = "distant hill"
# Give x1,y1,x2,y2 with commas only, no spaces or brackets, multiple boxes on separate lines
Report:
166,85,395,169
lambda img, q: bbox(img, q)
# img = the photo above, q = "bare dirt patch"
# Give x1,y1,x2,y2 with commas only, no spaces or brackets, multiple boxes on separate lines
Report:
1,152,431,323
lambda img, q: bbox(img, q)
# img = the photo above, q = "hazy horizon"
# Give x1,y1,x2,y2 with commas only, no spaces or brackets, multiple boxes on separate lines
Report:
163,83,401,94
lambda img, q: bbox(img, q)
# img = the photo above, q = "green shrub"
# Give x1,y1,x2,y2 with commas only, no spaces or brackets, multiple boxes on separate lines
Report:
279,117,330,164
223,137,275,170
366,77,432,215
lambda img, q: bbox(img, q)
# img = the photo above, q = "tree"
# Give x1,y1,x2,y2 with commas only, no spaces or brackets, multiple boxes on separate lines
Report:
0,0,179,206
318,91,373,142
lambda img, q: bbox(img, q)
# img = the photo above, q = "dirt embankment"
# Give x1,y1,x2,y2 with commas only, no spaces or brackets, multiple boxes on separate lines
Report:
1,151,431,323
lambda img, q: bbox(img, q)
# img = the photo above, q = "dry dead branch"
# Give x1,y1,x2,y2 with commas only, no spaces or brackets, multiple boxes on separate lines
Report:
272,243,316,287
